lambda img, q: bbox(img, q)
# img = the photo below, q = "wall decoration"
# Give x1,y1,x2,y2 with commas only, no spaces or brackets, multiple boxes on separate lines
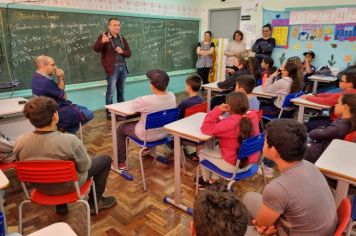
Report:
271,19,289,47
335,24,356,42
328,54,336,67
323,35,331,41
325,26,333,34
293,43,301,50
279,53,286,65
298,24,322,40
290,8,356,25
306,42,313,49
292,26,299,38
344,55,353,66
330,43,338,48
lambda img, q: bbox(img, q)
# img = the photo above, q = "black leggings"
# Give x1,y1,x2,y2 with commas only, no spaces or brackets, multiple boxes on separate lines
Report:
197,67,211,85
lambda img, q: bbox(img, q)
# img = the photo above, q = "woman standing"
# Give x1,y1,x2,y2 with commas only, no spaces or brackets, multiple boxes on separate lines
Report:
224,30,246,68
196,31,215,85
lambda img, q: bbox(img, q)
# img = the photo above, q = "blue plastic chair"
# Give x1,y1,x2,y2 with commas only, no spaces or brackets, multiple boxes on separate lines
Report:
263,91,304,120
126,108,179,191
195,133,265,194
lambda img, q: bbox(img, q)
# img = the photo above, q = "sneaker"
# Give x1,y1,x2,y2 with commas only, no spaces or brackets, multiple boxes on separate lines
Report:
118,162,127,171
257,165,275,178
90,196,117,214
55,204,68,215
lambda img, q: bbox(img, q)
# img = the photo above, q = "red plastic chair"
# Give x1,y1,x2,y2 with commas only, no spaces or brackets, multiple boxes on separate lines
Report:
16,160,98,236
0,163,16,171
335,198,351,236
345,131,356,143
184,102,208,117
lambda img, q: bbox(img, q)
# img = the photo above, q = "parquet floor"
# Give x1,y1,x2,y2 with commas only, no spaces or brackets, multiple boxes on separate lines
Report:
3,93,266,236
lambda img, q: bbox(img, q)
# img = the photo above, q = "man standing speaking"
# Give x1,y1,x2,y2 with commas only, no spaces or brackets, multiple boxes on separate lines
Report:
93,18,131,120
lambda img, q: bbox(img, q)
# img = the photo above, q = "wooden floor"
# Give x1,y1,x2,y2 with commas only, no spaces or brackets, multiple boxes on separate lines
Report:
4,94,266,236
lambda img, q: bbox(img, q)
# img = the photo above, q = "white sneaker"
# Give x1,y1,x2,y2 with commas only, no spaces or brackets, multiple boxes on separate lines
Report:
257,165,274,178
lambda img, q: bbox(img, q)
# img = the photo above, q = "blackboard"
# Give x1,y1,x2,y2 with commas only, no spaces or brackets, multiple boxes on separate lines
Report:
0,8,199,90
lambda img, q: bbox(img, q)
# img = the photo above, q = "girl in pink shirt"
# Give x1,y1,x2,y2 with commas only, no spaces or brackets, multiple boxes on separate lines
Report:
198,92,260,185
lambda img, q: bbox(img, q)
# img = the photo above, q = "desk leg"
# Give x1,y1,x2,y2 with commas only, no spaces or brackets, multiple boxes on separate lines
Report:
0,190,7,234
207,89,212,111
163,135,193,215
334,180,349,207
297,105,305,123
110,112,133,181
312,81,318,94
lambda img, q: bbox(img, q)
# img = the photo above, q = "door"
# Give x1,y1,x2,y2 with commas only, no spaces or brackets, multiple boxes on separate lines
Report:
209,8,241,39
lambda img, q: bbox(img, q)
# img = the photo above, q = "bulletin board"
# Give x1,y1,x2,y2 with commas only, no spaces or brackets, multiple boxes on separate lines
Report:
263,6,356,69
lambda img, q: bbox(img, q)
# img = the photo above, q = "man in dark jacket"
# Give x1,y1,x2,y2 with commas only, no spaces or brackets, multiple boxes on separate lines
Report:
32,55,93,133
93,17,131,119
252,23,276,64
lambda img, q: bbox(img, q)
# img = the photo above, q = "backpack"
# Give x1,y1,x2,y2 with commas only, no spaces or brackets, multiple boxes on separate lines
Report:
315,65,332,76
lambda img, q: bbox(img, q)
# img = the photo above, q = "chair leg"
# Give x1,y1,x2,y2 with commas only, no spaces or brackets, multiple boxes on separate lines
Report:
347,221,356,236
138,148,147,191
18,200,30,234
227,180,236,192
180,146,186,175
91,182,99,215
79,199,91,236
79,122,83,141
125,138,129,170
195,165,200,196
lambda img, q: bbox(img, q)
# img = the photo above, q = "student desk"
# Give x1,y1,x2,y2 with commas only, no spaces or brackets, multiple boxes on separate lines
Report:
105,101,137,176
28,222,77,236
0,170,9,234
252,85,277,99
163,112,211,213
308,75,337,94
291,97,330,123
201,82,225,111
315,139,356,207
0,97,34,140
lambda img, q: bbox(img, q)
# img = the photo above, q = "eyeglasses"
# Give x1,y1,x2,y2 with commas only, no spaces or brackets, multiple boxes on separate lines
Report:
339,80,347,83
49,63,56,67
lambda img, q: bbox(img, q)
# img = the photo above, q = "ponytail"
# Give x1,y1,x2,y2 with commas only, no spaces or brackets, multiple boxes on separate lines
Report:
225,92,255,143
238,116,254,144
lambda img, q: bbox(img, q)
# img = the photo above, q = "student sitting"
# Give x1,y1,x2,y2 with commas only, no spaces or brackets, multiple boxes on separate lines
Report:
303,69,356,131
260,56,275,86
116,69,176,170
261,62,303,116
192,182,249,236
14,96,116,214
305,93,356,163
32,55,93,133
198,92,259,187
219,56,251,90
0,132,15,163
243,119,337,236
177,74,204,119
235,75,260,111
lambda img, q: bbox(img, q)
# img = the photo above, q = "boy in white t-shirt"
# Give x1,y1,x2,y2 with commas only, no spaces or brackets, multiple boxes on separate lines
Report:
116,69,176,170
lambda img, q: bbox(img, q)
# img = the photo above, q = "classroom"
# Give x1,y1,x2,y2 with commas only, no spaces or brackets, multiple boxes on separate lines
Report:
0,0,356,235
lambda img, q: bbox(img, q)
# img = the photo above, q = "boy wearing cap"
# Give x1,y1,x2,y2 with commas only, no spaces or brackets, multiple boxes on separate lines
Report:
116,69,176,170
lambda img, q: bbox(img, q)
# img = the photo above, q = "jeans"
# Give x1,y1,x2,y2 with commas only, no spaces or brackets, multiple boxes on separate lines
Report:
87,155,112,201
117,121,139,164
197,67,211,84
106,64,127,105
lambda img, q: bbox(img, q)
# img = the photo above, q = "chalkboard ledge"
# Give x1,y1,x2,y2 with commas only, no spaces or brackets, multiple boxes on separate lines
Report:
0,69,197,99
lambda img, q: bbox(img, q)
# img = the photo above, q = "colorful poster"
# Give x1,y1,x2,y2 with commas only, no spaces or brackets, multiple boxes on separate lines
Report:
334,24,356,42
290,8,356,25
272,26,289,47
298,24,323,40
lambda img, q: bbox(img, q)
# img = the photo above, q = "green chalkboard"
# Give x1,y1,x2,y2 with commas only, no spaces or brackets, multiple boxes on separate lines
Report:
0,8,199,90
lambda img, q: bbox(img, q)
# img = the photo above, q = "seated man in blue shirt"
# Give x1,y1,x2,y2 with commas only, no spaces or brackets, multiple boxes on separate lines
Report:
32,55,93,133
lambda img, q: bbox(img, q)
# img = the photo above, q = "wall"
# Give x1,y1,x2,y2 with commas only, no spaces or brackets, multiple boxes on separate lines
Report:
0,0,203,110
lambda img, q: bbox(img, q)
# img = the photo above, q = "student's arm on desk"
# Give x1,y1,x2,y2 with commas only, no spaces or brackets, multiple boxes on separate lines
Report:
309,121,344,141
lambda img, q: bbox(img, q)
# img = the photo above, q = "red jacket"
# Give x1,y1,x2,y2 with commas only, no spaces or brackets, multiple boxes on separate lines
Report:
305,89,356,106
201,107,260,165
93,33,131,76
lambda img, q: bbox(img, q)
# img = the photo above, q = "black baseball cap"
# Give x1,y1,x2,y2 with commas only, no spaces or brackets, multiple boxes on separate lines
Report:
303,51,315,59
